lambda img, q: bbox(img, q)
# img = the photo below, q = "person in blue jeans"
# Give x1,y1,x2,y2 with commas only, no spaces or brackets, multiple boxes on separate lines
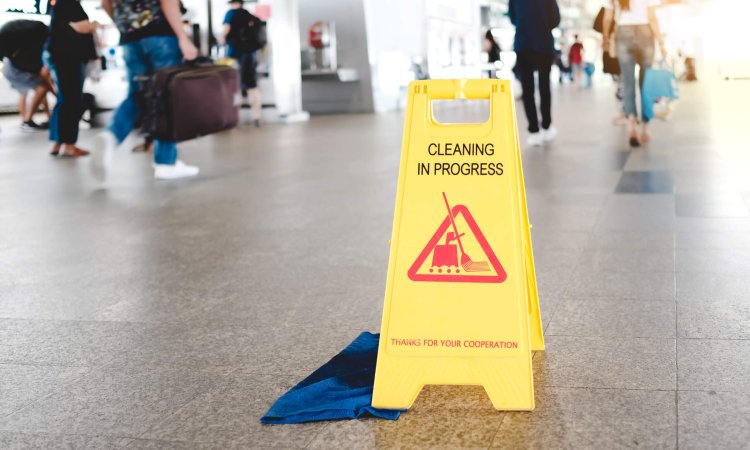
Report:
94,0,199,181
602,0,665,147
46,0,99,158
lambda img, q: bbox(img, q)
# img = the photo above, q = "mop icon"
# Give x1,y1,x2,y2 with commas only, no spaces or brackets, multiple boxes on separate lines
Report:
429,192,491,273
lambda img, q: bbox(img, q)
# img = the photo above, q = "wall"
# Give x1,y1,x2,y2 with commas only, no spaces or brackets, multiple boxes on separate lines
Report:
364,0,489,112
298,0,374,113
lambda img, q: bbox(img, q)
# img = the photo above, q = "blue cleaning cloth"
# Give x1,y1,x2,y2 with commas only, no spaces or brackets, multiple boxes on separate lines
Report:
261,332,403,424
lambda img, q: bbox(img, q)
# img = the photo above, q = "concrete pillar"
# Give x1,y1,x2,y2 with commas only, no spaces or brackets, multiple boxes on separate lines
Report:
267,0,308,121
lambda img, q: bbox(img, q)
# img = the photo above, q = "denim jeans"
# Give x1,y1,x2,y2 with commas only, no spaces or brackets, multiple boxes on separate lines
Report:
108,35,181,165
616,25,655,124
47,57,86,144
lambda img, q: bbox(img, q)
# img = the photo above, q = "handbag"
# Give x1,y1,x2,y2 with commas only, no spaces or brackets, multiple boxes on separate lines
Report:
593,7,605,33
642,60,679,120
603,51,620,75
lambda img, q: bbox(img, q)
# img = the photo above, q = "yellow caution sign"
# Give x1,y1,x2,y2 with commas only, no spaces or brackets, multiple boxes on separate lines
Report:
372,79,543,411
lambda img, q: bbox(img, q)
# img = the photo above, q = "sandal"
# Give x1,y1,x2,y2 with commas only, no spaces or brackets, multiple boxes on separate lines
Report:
50,144,61,156
58,147,90,158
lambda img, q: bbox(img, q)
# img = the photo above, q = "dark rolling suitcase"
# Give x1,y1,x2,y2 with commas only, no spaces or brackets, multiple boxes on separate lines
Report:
142,63,241,143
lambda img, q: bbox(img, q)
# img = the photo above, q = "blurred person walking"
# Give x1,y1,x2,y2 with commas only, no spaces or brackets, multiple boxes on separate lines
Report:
509,0,560,148
223,0,265,127
93,0,200,181
568,34,584,86
0,20,54,132
483,30,501,78
602,0,665,147
46,0,99,157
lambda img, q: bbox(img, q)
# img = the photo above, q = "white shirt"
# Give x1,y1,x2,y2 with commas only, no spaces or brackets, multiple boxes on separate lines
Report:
603,0,660,26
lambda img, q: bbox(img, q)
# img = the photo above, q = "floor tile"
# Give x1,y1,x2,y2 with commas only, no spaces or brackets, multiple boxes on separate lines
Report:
528,204,602,231
536,336,676,390
308,409,502,450
565,269,675,301
0,319,166,367
675,192,750,218
575,248,674,273
0,365,88,418
676,271,750,301
141,371,328,448
675,248,750,274
623,153,673,171
584,231,674,250
490,387,676,449
124,439,265,449
409,385,497,412
675,230,750,249
677,339,750,392
677,297,750,339
678,390,750,450
0,366,231,437
673,217,750,232
596,195,676,231
615,171,675,194
0,80,747,447
547,299,676,338
528,231,590,251
0,431,131,450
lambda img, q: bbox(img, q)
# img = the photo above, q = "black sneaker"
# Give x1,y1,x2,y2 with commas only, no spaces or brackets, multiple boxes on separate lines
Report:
21,120,42,132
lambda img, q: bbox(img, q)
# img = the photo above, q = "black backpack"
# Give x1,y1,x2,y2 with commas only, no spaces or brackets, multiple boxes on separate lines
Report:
229,9,265,52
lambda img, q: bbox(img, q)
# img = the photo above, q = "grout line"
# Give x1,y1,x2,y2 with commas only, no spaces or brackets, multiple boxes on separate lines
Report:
537,385,678,392
303,422,330,449
485,412,507,450
543,334,677,339
674,231,680,450
132,367,241,442
0,365,93,422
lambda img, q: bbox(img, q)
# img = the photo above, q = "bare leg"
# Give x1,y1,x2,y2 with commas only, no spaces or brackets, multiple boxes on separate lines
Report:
27,85,49,122
249,87,261,126
18,94,28,122
628,115,640,147
640,123,650,143
42,96,50,120
41,68,56,96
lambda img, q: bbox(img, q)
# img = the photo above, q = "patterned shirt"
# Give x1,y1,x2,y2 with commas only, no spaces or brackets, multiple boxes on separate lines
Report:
112,0,174,43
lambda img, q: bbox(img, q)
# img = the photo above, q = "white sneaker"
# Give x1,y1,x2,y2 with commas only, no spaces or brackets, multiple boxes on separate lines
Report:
527,132,544,147
91,131,117,182
154,160,200,180
542,125,558,142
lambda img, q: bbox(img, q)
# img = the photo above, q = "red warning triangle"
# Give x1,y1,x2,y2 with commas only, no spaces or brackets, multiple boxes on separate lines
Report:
408,202,507,283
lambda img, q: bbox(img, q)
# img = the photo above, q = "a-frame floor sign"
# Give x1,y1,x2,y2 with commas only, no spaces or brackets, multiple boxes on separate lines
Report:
372,79,543,411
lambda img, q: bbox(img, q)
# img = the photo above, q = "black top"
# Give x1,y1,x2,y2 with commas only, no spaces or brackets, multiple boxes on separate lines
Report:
112,0,175,44
509,0,560,54
488,42,501,63
46,0,97,62
0,19,48,73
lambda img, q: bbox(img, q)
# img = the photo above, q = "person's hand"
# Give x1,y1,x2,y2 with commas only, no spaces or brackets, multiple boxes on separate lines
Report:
179,36,199,61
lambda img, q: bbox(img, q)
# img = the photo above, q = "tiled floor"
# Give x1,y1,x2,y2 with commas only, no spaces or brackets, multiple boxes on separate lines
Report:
1,79,749,449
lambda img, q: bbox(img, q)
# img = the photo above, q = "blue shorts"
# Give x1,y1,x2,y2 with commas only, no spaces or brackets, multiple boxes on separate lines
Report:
2,58,41,94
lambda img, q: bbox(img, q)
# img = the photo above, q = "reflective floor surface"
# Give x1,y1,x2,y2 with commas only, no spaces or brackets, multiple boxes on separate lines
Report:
1,79,749,449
